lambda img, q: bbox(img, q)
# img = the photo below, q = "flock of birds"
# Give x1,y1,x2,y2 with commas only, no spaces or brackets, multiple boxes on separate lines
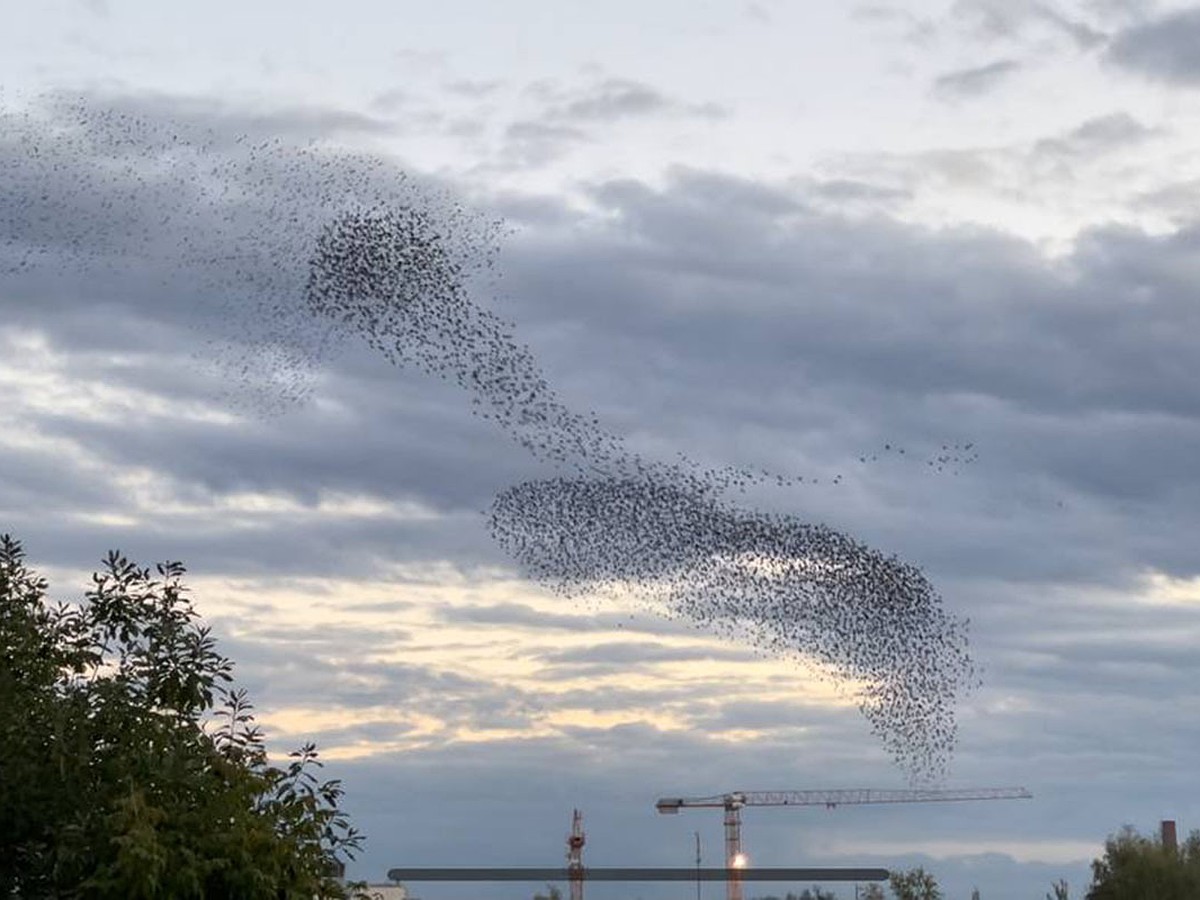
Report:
2,92,977,781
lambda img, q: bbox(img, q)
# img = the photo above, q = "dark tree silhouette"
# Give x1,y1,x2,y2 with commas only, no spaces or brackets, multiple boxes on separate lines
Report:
0,535,366,899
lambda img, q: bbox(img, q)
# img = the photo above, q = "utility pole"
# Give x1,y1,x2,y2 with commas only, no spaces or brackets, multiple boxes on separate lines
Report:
695,831,702,900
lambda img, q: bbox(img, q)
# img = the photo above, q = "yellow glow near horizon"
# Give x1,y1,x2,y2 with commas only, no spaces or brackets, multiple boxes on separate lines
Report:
1140,571,1200,607
13,512,877,764
206,565,875,760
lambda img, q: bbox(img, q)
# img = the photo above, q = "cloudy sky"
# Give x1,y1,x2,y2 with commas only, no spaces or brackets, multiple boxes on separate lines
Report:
5,1,1200,897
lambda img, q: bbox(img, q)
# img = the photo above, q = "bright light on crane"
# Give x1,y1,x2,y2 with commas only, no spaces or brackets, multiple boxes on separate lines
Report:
731,853,748,869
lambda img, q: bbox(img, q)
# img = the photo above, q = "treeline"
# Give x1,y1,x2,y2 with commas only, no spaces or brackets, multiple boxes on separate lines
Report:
747,827,1200,898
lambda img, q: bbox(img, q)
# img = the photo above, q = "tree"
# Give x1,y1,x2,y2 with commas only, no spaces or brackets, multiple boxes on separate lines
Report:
1086,825,1200,900
888,867,941,900
1047,879,1069,900
0,535,366,898
860,884,887,900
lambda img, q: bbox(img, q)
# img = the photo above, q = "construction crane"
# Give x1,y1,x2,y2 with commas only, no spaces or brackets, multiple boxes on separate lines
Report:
566,809,585,900
656,787,1033,900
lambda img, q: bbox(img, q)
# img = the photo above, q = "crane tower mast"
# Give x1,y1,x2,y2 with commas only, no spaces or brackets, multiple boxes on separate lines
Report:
566,809,585,900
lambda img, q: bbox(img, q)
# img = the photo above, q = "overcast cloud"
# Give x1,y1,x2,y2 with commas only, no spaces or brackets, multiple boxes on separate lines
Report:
933,59,1023,98
4,2,1200,898
1106,6,1200,84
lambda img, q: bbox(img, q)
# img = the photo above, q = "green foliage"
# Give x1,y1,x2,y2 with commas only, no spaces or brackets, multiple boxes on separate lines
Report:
860,884,887,900
1047,878,1069,900
1086,825,1200,900
888,867,941,900
0,535,365,898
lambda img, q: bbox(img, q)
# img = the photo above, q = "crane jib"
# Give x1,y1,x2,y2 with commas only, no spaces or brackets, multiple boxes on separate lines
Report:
655,787,1032,812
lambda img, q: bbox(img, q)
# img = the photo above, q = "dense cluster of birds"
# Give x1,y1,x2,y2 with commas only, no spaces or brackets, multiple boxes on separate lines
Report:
490,477,974,777
305,208,630,474
1,92,977,781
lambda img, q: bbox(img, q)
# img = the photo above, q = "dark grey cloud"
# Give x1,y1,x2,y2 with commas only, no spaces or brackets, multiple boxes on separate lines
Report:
952,0,1108,49
537,640,755,666
553,79,726,124
562,80,669,120
1038,4,1110,47
853,4,938,44
0,90,461,351
745,2,773,25
0,439,126,517
500,119,591,167
10,89,1200,588
368,88,407,113
1085,0,1157,19
436,601,701,638
517,169,1147,421
7,92,1200,596
688,698,863,733
240,622,413,649
339,598,418,614
493,170,1200,590
1106,6,1200,84
1135,175,1200,222
443,78,501,98
827,111,1161,225
390,47,449,72
518,78,726,126
537,681,751,713
78,90,397,140
933,59,1023,97
530,642,761,681
1033,111,1157,156
806,178,912,205
486,78,726,172
74,0,109,16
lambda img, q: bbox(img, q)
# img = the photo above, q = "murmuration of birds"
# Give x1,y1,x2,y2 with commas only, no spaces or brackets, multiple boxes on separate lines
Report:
1,92,976,782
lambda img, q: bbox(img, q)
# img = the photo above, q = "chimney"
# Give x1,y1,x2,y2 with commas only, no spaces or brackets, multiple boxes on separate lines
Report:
1161,820,1178,854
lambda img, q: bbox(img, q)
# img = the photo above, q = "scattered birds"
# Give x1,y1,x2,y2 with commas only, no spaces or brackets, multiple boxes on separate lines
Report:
1,91,978,782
